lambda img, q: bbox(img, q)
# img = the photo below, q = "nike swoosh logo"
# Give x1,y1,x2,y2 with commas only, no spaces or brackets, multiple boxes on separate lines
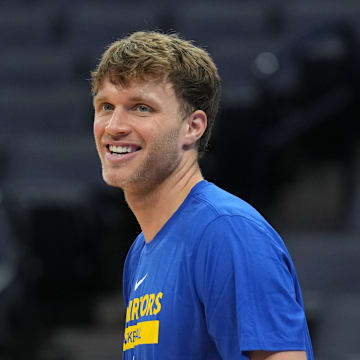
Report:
134,273,148,291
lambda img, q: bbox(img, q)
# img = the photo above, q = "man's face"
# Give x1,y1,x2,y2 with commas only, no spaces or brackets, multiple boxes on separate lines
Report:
93,77,187,193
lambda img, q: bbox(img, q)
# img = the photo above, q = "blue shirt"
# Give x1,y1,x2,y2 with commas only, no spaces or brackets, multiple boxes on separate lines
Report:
122,180,314,359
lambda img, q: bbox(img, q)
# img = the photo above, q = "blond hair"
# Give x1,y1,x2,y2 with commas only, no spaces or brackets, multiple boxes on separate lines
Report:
91,31,221,157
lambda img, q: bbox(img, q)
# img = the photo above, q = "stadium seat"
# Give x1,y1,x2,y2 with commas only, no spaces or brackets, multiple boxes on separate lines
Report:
66,4,160,54
174,2,268,46
64,3,163,83
283,1,360,36
208,37,284,107
316,294,360,359
287,234,360,294
0,47,75,85
0,4,58,47
0,132,103,189
0,83,92,135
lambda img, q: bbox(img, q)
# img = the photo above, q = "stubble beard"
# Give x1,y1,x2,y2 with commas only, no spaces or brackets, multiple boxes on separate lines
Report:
102,127,182,194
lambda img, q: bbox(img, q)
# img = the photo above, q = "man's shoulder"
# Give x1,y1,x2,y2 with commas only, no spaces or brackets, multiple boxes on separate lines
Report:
189,181,265,224
173,180,279,254
190,183,290,269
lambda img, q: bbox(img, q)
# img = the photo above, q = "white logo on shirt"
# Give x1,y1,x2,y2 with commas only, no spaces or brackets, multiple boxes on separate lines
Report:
134,273,148,291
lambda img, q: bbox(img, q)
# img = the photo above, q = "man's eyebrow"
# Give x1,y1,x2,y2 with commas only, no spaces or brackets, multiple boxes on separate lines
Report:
93,95,107,106
92,94,160,108
128,95,156,103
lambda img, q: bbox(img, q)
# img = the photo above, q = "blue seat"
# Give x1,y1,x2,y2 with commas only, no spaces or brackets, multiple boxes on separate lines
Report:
208,37,283,107
0,83,92,135
66,4,160,54
0,47,75,85
284,1,360,36
174,2,268,46
1,132,103,189
0,4,58,46
316,294,360,359
64,3,163,81
287,235,360,294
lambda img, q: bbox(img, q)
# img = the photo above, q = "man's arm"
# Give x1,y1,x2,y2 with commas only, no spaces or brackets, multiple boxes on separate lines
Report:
250,351,307,360
194,216,313,359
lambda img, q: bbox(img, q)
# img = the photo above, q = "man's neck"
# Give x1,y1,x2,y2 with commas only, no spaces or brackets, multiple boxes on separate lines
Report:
124,161,203,243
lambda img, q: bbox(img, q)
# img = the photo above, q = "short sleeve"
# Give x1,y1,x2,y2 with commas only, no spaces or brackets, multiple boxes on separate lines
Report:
194,215,308,358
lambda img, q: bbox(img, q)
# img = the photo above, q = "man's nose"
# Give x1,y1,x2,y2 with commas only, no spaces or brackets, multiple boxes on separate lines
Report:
105,107,130,136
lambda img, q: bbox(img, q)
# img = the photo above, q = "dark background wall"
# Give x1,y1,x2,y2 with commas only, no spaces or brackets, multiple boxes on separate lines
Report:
0,0,359,359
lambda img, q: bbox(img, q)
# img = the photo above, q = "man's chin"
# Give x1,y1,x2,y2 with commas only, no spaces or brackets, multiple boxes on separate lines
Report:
102,172,126,189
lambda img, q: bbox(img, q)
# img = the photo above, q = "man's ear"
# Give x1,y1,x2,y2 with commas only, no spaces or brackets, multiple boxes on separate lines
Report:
183,110,207,149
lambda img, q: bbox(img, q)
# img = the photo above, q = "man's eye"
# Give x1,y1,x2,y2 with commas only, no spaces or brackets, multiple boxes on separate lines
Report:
102,103,113,111
136,104,151,112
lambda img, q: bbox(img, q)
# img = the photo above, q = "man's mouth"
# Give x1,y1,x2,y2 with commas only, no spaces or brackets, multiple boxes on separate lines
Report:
107,145,141,155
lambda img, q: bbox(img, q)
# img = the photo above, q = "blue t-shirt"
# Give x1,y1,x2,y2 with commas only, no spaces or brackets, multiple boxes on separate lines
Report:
122,180,314,359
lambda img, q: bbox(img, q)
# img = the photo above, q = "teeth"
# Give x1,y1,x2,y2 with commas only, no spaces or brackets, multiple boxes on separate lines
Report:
109,145,136,154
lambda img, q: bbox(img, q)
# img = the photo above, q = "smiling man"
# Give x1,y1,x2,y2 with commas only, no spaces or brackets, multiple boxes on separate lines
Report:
91,31,314,360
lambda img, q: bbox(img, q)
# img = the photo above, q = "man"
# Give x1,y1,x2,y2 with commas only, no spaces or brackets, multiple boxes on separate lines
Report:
91,31,314,360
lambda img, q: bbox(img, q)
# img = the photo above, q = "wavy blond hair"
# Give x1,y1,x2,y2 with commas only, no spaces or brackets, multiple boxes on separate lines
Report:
91,31,221,157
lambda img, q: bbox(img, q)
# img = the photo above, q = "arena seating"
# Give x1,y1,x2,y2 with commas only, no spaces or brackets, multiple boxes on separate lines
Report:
0,1,359,358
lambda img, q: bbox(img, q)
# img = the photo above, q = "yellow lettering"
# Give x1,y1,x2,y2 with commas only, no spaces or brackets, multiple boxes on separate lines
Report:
131,298,140,321
140,294,149,317
153,292,163,315
126,291,163,323
126,300,132,323
146,294,155,316
123,320,159,351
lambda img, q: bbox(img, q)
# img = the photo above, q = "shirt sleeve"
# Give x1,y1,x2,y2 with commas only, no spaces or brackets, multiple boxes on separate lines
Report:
194,215,308,358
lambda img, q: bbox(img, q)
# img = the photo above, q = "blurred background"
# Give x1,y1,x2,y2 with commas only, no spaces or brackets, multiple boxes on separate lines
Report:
0,0,359,359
